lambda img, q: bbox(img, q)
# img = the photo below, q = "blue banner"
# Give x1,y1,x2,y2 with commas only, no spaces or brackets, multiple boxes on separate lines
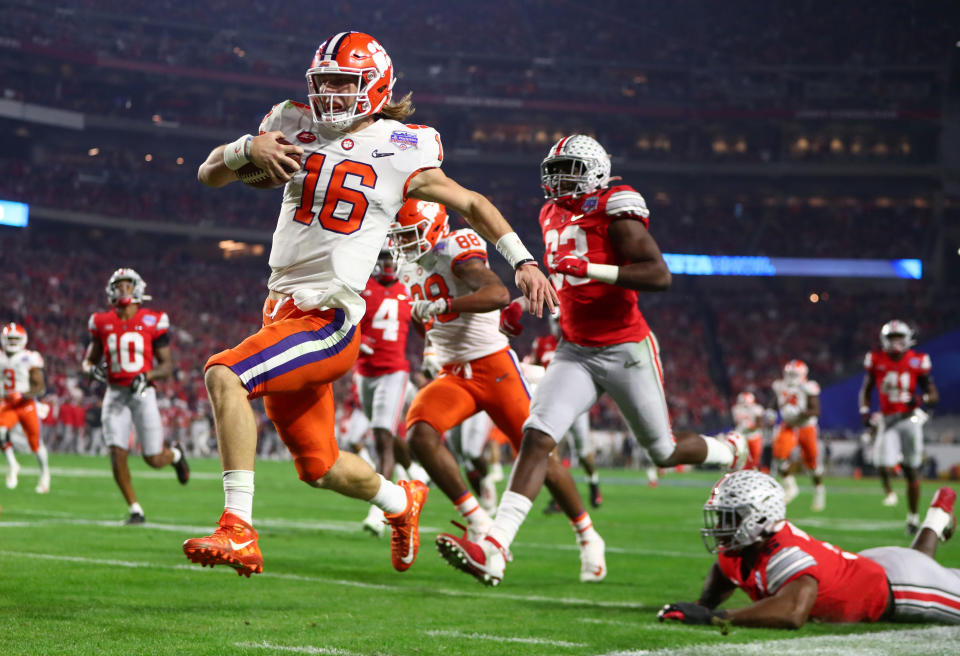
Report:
662,253,921,279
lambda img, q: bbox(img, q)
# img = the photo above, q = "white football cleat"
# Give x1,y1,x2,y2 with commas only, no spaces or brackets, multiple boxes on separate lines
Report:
882,491,898,507
35,471,50,494
436,531,507,587
782,475,799,504
362,504,385,538
5,461,20,490
579,533,606,583
811,484,826,512
724,432,749,471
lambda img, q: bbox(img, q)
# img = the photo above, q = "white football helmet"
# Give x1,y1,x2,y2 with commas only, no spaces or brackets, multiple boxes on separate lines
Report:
540,134,611,199
1,322,27,353
880,320,915,355
736,391,755,406
701,470,786,554
106,268,151,307
782,359,808,383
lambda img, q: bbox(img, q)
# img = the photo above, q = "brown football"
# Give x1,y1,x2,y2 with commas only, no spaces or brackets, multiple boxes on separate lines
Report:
236,152,301,190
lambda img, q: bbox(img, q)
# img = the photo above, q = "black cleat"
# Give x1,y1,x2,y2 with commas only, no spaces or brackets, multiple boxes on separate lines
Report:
589,482,603,508
172,443,190,485
125,512,146,525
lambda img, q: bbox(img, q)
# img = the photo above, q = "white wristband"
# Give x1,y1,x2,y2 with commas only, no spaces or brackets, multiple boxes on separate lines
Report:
223,134,253,171
586,263,619,284
859,406,870,415
495,232,535,269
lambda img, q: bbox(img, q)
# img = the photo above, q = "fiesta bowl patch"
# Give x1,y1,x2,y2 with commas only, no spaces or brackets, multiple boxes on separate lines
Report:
390,131,418,150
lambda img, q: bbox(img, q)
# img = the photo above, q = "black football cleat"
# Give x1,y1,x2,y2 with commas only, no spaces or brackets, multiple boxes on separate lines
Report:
172,443,190,485
125,512,146,525
589,482,603,508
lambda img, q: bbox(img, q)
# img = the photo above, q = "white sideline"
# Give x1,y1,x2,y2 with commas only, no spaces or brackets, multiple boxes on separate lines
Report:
599,625,960,656
235,641,358,655
425,629,586,647
0,549,650,609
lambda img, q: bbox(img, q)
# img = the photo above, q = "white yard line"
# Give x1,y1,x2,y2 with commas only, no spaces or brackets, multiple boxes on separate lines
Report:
235,641,359,656
599,625,960,656
425,629,586,648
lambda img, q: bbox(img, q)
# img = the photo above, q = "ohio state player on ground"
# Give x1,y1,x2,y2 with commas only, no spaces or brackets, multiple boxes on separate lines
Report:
181,31,555,577
0,323,51,493
438,134,747,587
391,198,605,582
659,471,959,629
772,360,825,511
732,391,765,470
859,320,938,534
82,269,189,524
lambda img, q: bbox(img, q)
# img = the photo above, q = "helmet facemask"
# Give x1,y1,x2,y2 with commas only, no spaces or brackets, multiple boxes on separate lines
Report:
307,70,376,128
540,135,612,200
388,219,438,263
700,471,786,554
372,250,398,284
106,268,150,307
880,321,915,356
1,324,27,354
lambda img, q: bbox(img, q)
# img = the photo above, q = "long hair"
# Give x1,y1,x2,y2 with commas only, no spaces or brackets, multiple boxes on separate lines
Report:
378,91,415,122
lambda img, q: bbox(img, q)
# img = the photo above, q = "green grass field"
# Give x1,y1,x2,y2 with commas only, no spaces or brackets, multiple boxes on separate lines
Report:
1,455,958,655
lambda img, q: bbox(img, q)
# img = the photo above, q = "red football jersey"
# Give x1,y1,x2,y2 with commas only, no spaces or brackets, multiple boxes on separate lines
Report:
532,334,559,367
718,522,889,623
356,277,412,377
88,308,170,386
864,348,932,416
539,184,652,347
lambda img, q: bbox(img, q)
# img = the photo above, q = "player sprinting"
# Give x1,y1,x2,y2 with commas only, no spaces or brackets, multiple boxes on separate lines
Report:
0,323,51,493
859,320,938,534
436,134,747,586
82,269,189,524
659,470,959,628
391,198,606,581
771,360,825,511
731,391,765,470
181,31,555,577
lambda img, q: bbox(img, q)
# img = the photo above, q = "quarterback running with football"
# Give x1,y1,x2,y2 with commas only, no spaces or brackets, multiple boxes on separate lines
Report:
182,31,555,577
0,322,51,493
859,320,938,534
391,198,606,581
659,471,959,629
82,269,189,524
437,134,747,586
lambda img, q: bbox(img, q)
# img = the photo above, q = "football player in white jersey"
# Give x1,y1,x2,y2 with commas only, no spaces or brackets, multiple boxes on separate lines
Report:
391,199,605,582
182,31,556,577
732,391,766,470
0,323,51,493
772,360,826,511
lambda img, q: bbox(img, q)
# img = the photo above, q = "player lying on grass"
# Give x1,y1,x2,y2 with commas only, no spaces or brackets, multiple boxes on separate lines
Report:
658,470,959,630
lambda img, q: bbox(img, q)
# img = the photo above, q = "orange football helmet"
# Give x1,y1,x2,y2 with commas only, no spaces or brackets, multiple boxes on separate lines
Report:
782,359,808,383
306,31,395,127
388,199,449,263
1,322,27,353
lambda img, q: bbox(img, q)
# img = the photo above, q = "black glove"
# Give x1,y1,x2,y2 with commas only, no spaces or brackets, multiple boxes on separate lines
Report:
89,361,108,384
129,373,149,396
658,602,729,633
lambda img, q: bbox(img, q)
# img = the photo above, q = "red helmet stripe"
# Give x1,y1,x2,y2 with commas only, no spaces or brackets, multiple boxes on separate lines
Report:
554,136,571,156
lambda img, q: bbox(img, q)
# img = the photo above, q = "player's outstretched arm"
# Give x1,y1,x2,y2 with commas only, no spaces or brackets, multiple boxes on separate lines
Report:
918,374,939,408
148,344,174,383
407,168,557,317
858,374,875,426
696,563,738,610
198,131,303,188
449,259,510,313
27,367,46,399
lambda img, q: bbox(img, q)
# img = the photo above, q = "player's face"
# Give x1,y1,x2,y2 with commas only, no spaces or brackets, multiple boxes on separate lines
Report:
885,334,907,354
314,74,359,113
544,158,581,196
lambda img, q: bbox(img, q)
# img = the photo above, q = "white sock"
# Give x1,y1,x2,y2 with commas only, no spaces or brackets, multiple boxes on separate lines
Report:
487,490,533,551
4,444,18,468
368,474,407,515
587,471,599,485
571,511,598,545
920,507,953,541
646,466,659,482
907,512,920,525
701,435,734,466
129,502,144,515
455,492,491,533
408,462,431,485
170,446,182,464
223,470,255,524
34,444,49,475
357,447,376,470
392,463,409,482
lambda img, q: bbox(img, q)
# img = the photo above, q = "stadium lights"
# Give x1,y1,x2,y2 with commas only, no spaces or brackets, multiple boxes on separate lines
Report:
88,147,99,156
662,254,922,279
0,200,29,227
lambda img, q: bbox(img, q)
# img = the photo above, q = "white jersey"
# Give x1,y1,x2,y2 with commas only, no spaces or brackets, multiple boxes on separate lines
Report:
0,349,43,398
732,400,765,435
772,378,820,428
262,101,443,325
399,228,508,365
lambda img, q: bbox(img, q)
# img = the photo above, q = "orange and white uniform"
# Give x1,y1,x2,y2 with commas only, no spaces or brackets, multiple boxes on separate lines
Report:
0,348,44,450
772,377,821,471
207,100,444,482
732,398,765,467
401,229,531,448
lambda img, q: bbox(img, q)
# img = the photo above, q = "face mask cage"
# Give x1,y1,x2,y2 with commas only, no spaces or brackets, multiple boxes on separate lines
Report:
373,253,397,282
306,69,374,126
1,332,25,352
388,221,433,264
540,157,595,199
701,504,753,554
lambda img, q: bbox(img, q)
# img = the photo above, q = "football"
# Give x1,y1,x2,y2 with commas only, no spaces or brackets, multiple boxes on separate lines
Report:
236,152,301,190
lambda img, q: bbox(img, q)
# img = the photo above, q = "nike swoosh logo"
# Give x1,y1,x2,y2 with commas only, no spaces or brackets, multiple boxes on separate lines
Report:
230,539,254,551
593,566,604,576
400,530,416,564
372,150,395,158
496,374,508,382
623,359,643,368
570,214,584,221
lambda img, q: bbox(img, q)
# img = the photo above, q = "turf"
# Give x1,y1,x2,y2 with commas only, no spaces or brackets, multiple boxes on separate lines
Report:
0,455,958,655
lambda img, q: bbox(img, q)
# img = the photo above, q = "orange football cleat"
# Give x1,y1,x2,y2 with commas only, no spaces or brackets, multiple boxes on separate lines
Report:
384,480,429,572
182,510,263,577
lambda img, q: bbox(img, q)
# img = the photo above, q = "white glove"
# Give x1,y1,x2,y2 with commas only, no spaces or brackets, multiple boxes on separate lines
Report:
421,348,442,379
412,298,450,323
780,406,800,423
